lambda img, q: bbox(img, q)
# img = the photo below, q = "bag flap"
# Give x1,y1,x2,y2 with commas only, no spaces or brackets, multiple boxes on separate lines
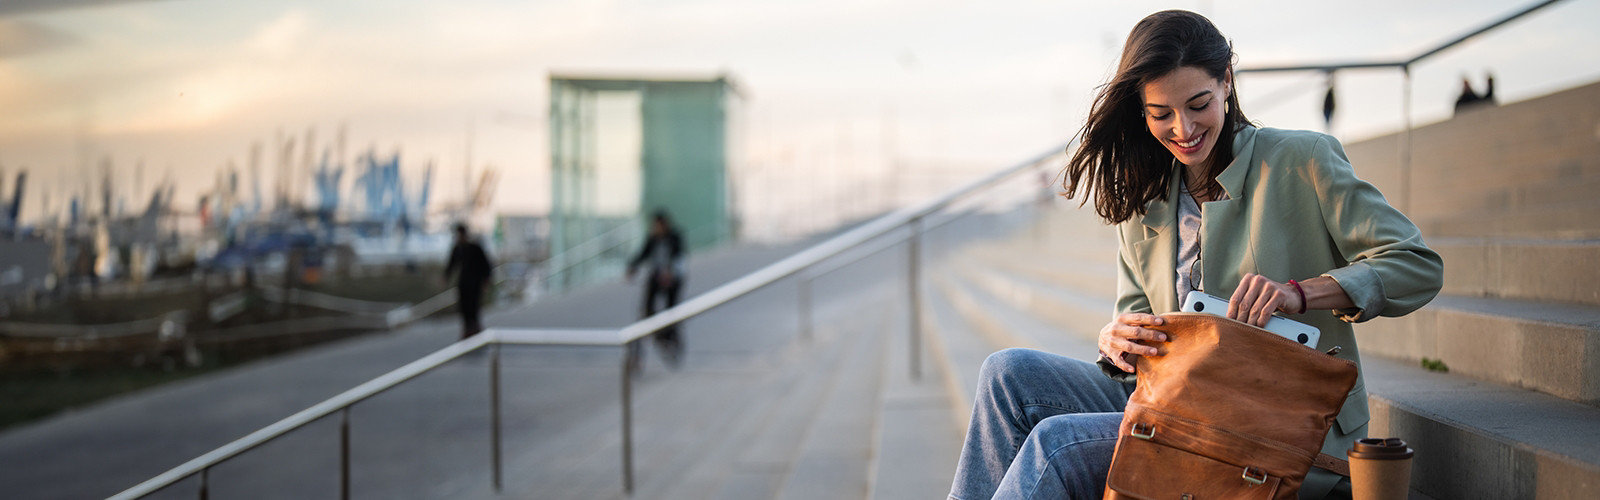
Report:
1106,434,1282,500
1134,313,1359,455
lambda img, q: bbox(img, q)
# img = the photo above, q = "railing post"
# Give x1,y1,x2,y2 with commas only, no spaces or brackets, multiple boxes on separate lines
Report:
1400,65,1413,214
799,278,813,341
340,407,351,500
490,343,503,493
908,218,923,380
199,467,209,500
621,340,634,496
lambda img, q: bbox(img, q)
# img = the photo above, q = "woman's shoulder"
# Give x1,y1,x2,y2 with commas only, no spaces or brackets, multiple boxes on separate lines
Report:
1248,126,1342,157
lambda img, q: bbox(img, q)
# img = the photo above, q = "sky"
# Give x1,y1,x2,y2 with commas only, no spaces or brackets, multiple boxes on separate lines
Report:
2,0,1598,234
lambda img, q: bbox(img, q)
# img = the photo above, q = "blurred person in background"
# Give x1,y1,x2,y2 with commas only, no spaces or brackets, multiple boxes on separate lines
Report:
445,222,494,339
626,210,686,372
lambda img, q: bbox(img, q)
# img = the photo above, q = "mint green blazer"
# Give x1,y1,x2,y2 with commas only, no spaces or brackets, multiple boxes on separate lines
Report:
1113,126,1444,498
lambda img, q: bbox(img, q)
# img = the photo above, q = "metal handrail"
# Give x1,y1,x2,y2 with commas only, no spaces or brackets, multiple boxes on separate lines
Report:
110,137,1075,499
1235,0,1567,212
543,217,642,287
611,140,1072,346
107,328,614,500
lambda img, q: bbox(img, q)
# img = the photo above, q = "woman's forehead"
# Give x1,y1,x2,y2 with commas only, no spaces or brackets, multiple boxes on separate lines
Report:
1142,67,1223,104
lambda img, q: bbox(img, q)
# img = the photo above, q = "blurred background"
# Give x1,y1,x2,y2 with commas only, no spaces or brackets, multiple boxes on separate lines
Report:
3,0,1600,497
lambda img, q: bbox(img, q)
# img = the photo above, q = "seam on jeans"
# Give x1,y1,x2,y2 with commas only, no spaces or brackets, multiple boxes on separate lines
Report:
1021,435,1122,498
1020,401,1084,413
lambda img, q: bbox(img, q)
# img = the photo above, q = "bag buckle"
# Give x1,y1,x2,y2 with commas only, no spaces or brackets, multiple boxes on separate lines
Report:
1130,422,1156,440
1241,466,1267,485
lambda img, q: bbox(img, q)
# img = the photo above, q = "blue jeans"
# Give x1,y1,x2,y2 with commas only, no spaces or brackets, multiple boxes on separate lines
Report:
949,348,1136,500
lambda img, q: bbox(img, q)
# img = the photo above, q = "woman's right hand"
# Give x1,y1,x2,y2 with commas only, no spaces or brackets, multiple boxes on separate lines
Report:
1097,313,1169,373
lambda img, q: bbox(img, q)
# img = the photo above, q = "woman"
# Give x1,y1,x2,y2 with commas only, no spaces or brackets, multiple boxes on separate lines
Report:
948,10,1442,500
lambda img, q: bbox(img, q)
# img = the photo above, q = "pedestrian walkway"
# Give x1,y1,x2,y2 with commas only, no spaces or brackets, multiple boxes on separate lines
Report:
0,226,975,499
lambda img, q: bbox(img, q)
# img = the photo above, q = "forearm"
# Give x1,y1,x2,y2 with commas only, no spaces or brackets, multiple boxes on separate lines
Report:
1298,275,1354,312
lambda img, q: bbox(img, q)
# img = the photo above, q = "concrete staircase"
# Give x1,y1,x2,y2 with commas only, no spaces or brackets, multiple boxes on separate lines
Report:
912,81,1600,499
459,248,967,500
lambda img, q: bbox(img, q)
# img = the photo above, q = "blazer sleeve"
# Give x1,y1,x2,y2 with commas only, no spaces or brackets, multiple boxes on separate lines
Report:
1098,225,1148,383
1308,136,1444,322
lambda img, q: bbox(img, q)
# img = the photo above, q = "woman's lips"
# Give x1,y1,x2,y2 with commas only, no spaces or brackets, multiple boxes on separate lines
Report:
1171,133,1205,155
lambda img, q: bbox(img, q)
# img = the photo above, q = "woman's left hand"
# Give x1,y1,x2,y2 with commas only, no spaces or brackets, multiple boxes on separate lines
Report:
1227,273,1304,328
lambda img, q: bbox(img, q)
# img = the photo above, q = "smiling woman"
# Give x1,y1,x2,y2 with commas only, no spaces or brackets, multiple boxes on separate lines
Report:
948,9,1442,500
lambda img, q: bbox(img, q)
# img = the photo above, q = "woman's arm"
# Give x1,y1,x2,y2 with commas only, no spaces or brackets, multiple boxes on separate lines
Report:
1227,273,1354,327
1223,134,1442,327
1308,135,1443,321
1098,228,1162,378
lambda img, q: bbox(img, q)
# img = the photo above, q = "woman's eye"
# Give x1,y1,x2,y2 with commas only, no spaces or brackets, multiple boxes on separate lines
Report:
1150,113,1171,120
1190,102,1211,111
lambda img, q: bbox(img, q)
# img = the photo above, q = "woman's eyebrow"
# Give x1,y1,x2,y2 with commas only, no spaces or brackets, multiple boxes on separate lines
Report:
1144,89,1215,109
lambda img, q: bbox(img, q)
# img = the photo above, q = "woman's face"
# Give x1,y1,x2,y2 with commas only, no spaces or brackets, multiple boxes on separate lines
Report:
1141,66,1230,167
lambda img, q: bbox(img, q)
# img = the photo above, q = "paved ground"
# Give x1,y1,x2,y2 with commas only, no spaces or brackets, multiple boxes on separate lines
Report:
0,234,920,499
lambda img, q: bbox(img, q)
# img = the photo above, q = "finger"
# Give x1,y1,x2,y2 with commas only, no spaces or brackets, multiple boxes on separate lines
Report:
1114,337,1161,357
1255,287,1281,327
1230,278,1258,323
1121,326,1168,343
1118,312,1165,327
1227,274,1253,319
1117,354,1138,373
1108,352,1136,373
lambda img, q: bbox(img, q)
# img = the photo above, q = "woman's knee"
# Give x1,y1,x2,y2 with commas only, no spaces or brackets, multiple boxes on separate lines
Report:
1024,413,1124,464
979,348,1048,384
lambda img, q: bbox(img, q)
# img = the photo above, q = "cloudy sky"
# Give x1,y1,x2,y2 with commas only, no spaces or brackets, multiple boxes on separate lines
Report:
2,0,1597,230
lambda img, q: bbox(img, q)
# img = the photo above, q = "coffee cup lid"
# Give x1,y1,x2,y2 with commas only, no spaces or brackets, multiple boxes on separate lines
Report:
1348,437,1415,460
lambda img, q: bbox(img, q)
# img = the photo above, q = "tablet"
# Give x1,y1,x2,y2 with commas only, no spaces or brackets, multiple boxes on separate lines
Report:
1180,292,1321,348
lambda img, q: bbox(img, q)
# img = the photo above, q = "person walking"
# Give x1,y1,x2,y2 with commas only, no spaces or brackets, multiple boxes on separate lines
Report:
625,210,686,372
444,222,493,340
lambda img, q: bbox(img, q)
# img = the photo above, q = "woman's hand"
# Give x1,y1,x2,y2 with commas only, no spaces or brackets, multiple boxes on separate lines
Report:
1227,273,1304,327
1097,313,1168,373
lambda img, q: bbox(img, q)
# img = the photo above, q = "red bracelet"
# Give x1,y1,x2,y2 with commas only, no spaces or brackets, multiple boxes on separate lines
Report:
1287,279,1307,315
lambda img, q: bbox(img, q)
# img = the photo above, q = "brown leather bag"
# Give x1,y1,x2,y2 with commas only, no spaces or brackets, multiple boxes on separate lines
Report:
1103,313,1358,500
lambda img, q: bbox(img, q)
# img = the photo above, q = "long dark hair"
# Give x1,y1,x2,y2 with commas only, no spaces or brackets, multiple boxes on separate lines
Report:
1061,10,1249,224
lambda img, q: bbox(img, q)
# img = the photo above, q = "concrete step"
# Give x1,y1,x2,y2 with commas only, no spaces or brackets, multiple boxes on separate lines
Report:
1345,81,1600,222
920,276,1006,430
868,306,963,500
773,312,887,500
978,228,1600,408
935,269,1101,362
1411,168,1600,221
1432,237,1600,307
1364,354,1600,499
961,243,1119,302
1419,199,1600,240
1354,294,1600,407
950,256,1113,342
948,250,1600,499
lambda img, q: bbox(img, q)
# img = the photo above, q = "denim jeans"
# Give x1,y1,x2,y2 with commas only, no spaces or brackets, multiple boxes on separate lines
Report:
948,348,1136,500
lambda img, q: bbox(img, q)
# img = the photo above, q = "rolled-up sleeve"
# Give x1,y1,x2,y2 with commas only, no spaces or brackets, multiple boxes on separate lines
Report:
1310,136,1444,322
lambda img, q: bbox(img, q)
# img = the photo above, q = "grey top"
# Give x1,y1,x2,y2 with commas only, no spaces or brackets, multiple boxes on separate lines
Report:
1175,177,1205,305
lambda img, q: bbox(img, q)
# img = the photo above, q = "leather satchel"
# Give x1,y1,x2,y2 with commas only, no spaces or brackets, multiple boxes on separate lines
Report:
1102,313,1358,500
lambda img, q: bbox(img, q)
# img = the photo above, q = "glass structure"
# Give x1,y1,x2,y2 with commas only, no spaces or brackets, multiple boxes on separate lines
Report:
548,74,740,290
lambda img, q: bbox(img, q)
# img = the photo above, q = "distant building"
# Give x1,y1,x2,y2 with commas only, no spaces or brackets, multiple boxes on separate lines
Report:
547,73,741,289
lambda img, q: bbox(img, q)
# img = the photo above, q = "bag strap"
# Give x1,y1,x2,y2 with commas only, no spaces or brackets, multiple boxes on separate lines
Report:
1313,453,1350,477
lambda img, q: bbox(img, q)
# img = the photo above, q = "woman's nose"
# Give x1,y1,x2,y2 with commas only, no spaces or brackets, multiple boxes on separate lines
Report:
1173,113,1193,139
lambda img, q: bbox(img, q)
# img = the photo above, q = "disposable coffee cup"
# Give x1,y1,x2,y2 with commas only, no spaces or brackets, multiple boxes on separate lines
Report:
1347,437,1415,500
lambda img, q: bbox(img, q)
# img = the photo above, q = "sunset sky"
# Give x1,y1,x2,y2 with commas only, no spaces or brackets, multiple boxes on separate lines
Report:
2,0,1597,231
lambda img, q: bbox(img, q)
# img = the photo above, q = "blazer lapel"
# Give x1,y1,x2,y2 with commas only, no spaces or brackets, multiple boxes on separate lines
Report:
1199,125,1258,294
1136,166,1182,314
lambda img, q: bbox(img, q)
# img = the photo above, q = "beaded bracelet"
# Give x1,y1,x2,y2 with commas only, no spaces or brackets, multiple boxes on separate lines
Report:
1287,279,1308,315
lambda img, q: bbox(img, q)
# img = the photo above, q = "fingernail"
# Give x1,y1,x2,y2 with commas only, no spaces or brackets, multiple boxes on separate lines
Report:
1157,334,1168,342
